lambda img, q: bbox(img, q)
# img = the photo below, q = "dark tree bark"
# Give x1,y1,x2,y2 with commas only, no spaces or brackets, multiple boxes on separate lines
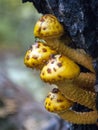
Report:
22,0,98,130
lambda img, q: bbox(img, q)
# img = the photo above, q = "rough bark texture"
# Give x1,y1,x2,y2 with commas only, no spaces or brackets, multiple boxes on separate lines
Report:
22,0,98,129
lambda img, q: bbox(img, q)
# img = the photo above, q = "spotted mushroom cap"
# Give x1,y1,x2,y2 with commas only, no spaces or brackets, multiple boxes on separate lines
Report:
44,88,73,113
24,42,56,69
40,54,80,83
34,14,64,39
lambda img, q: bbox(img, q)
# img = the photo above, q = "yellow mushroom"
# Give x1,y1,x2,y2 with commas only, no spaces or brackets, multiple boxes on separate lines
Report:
24,41,56,69
34,14,95,73
40,54,95,91
44,88,73,113
24,41,96,91
44,88,98,124
40,54,96,110
41,54,80,83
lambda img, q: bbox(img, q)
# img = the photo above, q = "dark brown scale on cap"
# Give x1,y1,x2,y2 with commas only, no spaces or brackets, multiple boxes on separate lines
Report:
43,27,46,30
58,75,62,78
26,55,30,60
42,48,47,52
59,55,62,58
53,107,58,111
51,61,55,64
53,68,56,72
50,97,53,100
52,88,59,93
57,99,63,102
57,62,62,67
35,43,40,48
47,108,50,111
47,94,51,98
32,63,35,66
60,105,65,109
47,68,52,73
48,103,51,106
32,55,38,59
49,54,55,59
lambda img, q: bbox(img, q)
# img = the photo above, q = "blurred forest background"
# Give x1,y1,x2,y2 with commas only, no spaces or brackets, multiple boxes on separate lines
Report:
0,0,48,102
0,0,70,130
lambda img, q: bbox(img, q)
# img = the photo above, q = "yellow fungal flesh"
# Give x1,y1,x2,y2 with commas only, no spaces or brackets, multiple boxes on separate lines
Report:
40,54,80,82
24,42,56,69
40,53,96,110
25,13,97,124
44,88,97,124
33,14,95,72
34,14,64,39
44,88,73,113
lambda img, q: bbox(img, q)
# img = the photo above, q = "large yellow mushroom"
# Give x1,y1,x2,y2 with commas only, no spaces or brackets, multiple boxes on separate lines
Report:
34,14,95,73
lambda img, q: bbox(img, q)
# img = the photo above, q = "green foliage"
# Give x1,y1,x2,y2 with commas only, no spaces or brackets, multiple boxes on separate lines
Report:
0,0,41,48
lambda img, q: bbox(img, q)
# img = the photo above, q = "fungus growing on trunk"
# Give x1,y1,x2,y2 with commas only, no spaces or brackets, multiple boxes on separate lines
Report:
34,14,95,73
44,88,98,124
24,41,56,69
40,54,96,110
44,88,73,113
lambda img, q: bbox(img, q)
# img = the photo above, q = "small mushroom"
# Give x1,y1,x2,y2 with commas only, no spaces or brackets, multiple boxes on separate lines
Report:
44,88,97,124
34,14,95,72
24,41,56,69
44,88,73,113
40,54,96,110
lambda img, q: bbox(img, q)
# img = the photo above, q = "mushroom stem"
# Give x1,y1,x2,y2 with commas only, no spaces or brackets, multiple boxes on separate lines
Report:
73,72,96,92
43,38,95,73
57,82,96,110
58,110,98,124
34,14,95,72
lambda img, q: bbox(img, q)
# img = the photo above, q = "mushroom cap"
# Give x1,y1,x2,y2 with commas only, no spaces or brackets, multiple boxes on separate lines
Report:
44,88,73,113
24,42,56,69
34,14,64,39
40,54,80,82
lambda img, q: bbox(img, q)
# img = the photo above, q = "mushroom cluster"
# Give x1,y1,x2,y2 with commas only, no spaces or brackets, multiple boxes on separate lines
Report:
24,14,97,124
